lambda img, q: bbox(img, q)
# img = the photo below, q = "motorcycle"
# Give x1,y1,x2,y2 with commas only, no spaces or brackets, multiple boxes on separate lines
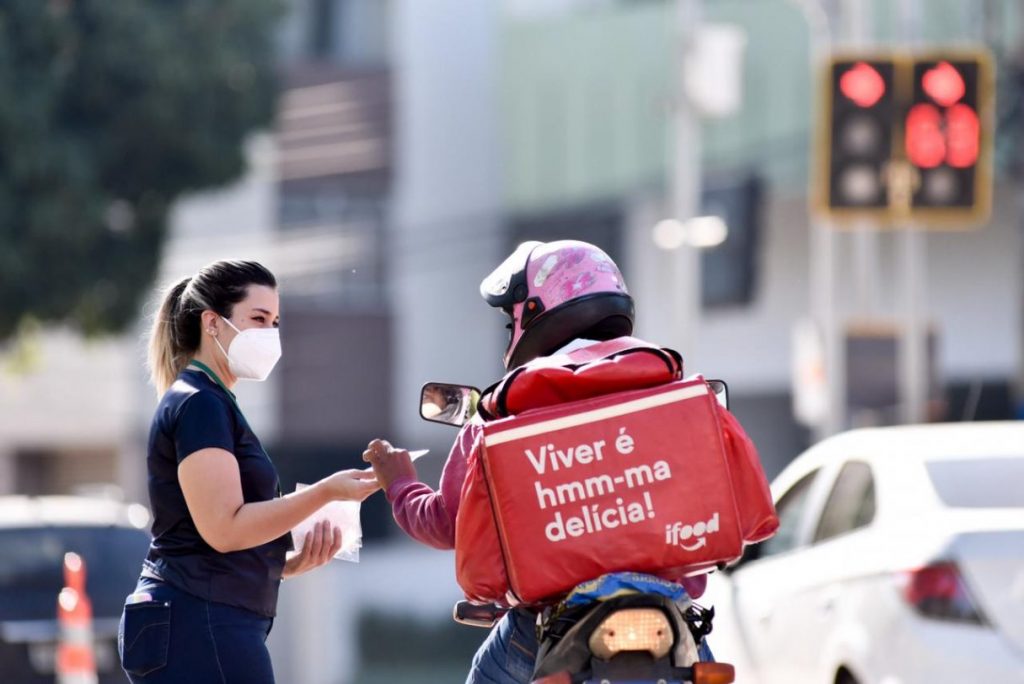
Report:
419,380,737,684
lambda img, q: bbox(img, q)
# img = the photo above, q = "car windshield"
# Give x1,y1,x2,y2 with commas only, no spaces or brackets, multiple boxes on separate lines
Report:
926,457,1024,509
0,526,150,621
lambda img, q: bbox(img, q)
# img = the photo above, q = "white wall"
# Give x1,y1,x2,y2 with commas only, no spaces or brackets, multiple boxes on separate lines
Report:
0,330,138,447
627,183,1022,396
0,328,142,496
926,187,1021,379
269,540,465,684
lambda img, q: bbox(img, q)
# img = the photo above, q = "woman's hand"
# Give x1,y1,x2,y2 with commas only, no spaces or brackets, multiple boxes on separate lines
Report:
326,468,381,501
362,439,417,490
282,519,342,579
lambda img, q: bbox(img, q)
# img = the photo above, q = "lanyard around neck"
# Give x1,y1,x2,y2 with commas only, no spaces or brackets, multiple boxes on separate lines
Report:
187,360,237,405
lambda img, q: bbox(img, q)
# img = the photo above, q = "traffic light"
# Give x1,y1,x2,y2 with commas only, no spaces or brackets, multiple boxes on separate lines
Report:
817,49,993,226
824,59,896,212
906,56,992,220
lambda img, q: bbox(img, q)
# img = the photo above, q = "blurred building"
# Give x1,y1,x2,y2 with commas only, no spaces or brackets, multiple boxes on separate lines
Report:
0,330,144,499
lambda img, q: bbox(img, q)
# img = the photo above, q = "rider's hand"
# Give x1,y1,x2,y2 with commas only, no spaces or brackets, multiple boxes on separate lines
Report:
326,469,381,501
362,439,417,490
282,519,342,579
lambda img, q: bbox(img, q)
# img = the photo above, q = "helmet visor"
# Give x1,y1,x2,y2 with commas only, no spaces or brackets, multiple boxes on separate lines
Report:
480,241,542,307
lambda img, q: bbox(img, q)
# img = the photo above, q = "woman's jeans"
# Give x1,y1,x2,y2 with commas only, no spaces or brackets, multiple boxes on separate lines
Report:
118,578,275,684
466,606,715,684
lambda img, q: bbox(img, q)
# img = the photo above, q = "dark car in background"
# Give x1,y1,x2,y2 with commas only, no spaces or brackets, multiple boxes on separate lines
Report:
0,496,151,684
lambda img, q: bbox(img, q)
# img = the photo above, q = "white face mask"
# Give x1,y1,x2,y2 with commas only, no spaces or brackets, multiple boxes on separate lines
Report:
215,317,282,381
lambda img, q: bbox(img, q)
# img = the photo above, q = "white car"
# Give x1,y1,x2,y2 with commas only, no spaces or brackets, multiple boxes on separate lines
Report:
703,421,1024,684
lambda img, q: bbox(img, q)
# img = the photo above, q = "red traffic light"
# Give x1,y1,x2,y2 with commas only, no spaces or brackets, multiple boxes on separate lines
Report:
905,104,945,169
821,50,992,221
945,103,980,168
922,61,966,107
906,57,982,172
905,101,980,170
839,62,886,108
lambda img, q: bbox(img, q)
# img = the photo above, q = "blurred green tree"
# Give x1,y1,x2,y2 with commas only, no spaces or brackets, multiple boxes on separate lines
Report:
0,0,282,340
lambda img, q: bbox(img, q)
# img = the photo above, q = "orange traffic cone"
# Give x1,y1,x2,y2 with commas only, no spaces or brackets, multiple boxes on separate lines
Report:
56,552,98,684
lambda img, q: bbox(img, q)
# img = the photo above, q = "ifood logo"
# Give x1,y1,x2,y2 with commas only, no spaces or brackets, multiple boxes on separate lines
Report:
664,512,720,552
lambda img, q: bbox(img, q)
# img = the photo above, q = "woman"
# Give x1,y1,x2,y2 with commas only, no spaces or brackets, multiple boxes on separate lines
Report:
119,260,378,683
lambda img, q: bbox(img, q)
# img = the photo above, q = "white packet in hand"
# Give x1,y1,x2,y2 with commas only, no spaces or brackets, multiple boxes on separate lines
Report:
291,447,428,563
290,483,363,563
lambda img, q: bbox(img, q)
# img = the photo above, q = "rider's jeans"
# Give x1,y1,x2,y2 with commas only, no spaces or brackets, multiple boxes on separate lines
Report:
465,606,714,684
466,608,538,684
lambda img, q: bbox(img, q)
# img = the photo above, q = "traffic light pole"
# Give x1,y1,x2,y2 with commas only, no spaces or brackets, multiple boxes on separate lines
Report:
843,0,889,429
852,221,880,317
900,221,929,423
790,0,843,438
897,0,930,424
667,0,702,365
813,218,844,438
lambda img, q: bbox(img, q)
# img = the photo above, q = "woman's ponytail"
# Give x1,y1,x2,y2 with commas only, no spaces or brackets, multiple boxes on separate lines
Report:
148,276,192,396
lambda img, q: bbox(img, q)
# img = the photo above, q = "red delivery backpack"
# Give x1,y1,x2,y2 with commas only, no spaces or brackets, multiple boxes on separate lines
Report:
454,338,778,606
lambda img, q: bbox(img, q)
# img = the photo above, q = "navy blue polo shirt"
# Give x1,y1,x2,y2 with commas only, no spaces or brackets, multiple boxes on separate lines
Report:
143,367,292,617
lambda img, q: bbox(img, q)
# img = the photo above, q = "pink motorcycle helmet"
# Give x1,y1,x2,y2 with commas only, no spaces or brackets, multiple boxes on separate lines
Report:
480,240,634,369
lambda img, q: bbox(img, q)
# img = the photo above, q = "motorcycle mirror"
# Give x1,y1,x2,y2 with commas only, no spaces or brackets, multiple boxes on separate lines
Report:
420,382,481,428
707,379,729,410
